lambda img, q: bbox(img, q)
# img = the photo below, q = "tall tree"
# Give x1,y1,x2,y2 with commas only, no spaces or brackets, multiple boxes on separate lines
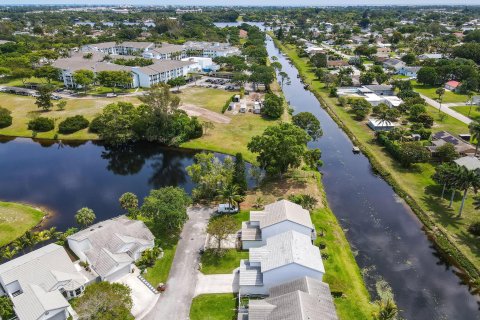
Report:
248,123,310,176
72,282,133,320
33,65,60,84
468,120,480,156
233,153,247,195
292,112,323,141
207,215,238,251
75,207,96,228
35,84,55,111
456,167,480,217
73,69,95,93
140,187,191,231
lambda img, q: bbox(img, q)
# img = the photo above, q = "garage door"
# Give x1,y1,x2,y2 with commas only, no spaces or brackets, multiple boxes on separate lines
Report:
105,265,131,282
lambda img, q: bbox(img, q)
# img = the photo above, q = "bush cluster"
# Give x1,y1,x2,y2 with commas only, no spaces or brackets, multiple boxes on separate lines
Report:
0,107,12,129
58,115,90,134
28,117,54,132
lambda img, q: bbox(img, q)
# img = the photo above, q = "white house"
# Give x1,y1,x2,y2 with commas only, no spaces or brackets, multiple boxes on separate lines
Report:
131,60,195,88
239,230,325,296
0,244,92,320
183,41,241,58
367,118,397,131
382,58,406,71
382,96,404,108
238,276,338,320
241,200,316,250
181,57,219,72
67,216,155,282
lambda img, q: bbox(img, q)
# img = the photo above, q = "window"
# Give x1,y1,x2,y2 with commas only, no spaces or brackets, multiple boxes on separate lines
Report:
75,288,82,296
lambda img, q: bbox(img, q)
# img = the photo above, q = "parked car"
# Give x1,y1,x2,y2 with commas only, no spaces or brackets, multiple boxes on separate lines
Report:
106,93,117,98
217,204,238,214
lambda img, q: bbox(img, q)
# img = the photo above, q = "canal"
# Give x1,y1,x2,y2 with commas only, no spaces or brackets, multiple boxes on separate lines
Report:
264,34,480,319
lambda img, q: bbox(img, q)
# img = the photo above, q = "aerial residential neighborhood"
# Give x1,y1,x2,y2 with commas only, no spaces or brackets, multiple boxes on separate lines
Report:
0,2,480,320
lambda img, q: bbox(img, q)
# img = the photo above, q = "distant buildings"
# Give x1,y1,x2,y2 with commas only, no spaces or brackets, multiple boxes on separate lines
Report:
176,8,203,14
428,131,476,156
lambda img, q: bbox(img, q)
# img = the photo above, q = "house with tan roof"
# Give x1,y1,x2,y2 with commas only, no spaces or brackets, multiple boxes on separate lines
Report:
67,216,154,282
241,200,316,250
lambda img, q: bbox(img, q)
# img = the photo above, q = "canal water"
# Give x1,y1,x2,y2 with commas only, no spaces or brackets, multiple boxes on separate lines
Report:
263,34,480,319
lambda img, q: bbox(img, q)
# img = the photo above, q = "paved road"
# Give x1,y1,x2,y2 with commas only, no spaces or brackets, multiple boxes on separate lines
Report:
143,206,213,320
420,94,472,125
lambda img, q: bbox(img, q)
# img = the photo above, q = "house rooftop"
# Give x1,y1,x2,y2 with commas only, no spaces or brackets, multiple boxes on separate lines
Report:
247,277,338,320
454,156,480,171
249,230,324,273
259,199,314,230
132,60,194,76
0,244,87,320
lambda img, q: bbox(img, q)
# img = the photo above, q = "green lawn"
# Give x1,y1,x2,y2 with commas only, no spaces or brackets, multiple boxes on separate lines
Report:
411,80,470,104
180,92,284,164
200,249,249,275
178,87,237,113
451,105,480,122
143,246,177,287
0,201,45,247
274,37,480,288
190,293,237,320
0,92,140,140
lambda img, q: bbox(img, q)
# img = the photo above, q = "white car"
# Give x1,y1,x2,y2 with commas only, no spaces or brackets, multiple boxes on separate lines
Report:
106,93,117,98
217,204,238,214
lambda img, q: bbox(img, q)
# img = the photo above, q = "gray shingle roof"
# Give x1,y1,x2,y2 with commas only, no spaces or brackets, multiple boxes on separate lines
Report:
249,231,324,274
248,277,338,320
454,156,480,171
68,216,154,277
259,200,314,230
241,222,261,241
239,260,263,286
0,244,87,320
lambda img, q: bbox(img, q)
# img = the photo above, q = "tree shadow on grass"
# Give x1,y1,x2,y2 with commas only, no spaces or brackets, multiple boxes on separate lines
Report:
421,192,464,229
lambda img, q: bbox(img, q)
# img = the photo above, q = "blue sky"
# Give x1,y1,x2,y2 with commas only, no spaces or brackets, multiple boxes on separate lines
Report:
3,0,480,5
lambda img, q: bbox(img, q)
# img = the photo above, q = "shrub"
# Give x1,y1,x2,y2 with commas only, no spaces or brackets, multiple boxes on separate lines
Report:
262,93,284,119
58,115,89,134
89,116,103,133
468,222,480,237
0,107,12,129
287,194,318,210
27,117,54,132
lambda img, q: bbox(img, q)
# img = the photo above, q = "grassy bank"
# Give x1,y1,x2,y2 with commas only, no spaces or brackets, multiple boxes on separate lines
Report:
411,80,470,104
0,201,45,247
451,105,480,122
272,36,480,288
242,170,374,319
190,293,237,320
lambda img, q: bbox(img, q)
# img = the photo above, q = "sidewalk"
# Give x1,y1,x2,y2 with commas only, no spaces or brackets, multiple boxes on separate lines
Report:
420,94,472,125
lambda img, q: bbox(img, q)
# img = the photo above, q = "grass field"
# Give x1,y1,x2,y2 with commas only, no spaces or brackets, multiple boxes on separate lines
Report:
411,80,470,104
0,201,45,247
451,105,480,122
275,39,480,285
180,87,287,164
200,249,249,274
0,93,140,140
190,293,237,320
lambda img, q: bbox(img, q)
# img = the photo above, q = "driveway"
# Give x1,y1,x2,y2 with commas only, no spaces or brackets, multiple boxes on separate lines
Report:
116,267,159,319
194,272,239,296
142,206,213,320
420,94,472,125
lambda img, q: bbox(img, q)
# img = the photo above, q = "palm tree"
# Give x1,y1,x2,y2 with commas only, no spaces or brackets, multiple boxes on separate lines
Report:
467,91,474,116
473,195,480,210
218,184,244,210
1,246,15,260
373,298,398,320
468,120,480,156
432,163,455,199
456,167,480,217
436,87,445,113
448,165,463,208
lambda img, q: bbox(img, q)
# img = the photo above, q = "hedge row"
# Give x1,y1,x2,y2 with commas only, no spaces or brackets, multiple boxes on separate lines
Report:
221,94,236,114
